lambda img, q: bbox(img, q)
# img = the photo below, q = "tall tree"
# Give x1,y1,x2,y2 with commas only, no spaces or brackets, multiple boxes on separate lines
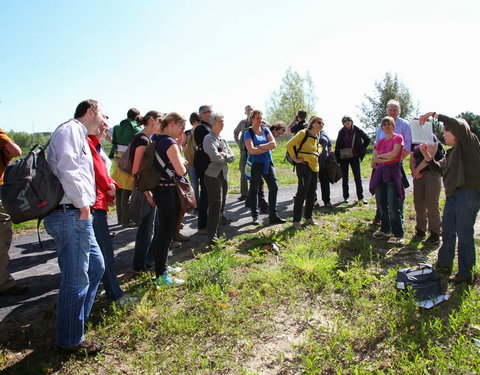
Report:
265,67,317,125
359,72,415,135
458,111,480,138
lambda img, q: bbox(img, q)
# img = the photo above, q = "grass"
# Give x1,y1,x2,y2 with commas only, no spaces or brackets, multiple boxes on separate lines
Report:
2,191,480,374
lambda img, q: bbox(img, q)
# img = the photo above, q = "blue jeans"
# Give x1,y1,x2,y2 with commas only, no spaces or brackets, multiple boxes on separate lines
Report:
93,210,124,301
132,207,156,272
437,189,480,278
375,180,404,238
44,209,105,348
249,162,279,219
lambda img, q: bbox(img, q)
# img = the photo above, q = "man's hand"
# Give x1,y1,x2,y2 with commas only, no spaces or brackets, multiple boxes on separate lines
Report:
79,206,91,220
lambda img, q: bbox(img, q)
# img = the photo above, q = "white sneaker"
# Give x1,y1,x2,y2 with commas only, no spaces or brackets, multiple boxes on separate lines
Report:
167,265,182,274
304,218,318,226
293,222,303,230
388,237,405,245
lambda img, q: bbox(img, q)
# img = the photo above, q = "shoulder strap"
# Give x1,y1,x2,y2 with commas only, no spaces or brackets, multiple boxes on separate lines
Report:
154,137,176,179
297,131,310,154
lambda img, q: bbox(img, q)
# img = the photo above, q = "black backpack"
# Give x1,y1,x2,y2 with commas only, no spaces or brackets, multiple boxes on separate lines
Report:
193,144,211,179
1,142,64,224
396,263,441,301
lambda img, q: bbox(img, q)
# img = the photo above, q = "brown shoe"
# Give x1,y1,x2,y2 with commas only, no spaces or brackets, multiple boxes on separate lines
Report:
57,340,102,355
0,284,29,296
423,232,440,245
372,218,381,226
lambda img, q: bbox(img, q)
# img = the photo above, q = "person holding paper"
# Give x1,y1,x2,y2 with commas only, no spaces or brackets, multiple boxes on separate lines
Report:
418,112,480,284
410,134,443,244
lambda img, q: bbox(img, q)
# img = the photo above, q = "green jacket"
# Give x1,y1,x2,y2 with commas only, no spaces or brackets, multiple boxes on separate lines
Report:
108,118,141,158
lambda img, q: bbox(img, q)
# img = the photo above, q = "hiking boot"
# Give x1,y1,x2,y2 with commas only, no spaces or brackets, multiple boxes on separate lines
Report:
221,216,233,225
292,222,303,230
174,233,190,242
423,232,440,245
155,274,185,287
170,241,181,249
448,274,475,285
57,340,102,355
413,229,426,240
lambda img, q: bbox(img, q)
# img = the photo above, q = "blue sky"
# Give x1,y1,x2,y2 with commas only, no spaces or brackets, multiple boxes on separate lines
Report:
1,0,479,139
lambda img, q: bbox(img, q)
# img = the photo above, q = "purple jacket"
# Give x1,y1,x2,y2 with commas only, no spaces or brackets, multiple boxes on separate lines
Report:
369,162,405,201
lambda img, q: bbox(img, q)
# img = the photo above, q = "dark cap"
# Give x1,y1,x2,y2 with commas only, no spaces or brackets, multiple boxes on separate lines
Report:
342,115,352,123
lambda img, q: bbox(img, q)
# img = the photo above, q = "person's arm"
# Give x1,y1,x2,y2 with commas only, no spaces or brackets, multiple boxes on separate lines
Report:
166,144,187,176
3,139,22,161
203,135,225,164
286,116,297,134
233,120,243,146
374,143,402,162
244,130,274,155
418,142,443,174
224,141,235,163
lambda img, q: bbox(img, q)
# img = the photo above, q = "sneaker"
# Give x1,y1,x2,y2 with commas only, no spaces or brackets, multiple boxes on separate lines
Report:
174,233,190,242
155,274,185,287
57,340,102,355
170,241,181,249
324,202,333,208
269,216,286,225
252,218,260,226
167,265,182,274
292,222,303,230
197,228,208,235
304,218,318,226
115,294,138,307
342,199,349,204
361,199,368,205
423,232,440,245
373,231,393,239
221,216,233,225
388,237,405,245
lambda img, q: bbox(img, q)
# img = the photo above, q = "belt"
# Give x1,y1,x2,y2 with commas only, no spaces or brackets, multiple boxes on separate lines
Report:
56,204,78,210
158,182,176,187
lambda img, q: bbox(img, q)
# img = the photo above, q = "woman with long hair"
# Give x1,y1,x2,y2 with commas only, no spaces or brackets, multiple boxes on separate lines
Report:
151,112,188,286
130,111,162,273
286,116,323,230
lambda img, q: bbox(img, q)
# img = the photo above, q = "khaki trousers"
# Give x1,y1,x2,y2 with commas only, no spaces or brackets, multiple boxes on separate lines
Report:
413,171,442,235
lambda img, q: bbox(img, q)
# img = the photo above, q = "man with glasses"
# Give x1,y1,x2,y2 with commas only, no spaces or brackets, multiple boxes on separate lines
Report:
45,99,107,355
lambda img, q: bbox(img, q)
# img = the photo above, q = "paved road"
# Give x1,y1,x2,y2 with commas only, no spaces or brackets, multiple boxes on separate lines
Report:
0,178,374,327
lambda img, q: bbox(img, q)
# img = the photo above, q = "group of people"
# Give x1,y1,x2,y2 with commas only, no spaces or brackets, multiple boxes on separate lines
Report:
1,98,479,356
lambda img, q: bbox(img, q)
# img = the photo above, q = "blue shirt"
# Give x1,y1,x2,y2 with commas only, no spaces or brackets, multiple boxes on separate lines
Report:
243,127,273,165
375,117,412,153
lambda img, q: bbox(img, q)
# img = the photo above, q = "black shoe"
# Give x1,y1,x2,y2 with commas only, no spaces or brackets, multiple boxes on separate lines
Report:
434,262,452,275
221,216,233,225
413,229,426,240
0,284,29,295
269,216,286,225
57,340,102,355
325,202,333,208
237,195,247,201
423,232,440,245
251,218,260,226
448,274,475,285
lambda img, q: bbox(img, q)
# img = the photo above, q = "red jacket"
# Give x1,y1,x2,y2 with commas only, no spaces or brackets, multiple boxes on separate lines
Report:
87,135,118,211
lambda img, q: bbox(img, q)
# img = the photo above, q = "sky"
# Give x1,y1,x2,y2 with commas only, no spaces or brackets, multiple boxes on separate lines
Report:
1,0,479,140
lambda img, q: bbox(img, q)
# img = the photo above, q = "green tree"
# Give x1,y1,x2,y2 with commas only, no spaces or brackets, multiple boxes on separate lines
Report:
265,67,317,125
359,72,415,135
458,111,480,138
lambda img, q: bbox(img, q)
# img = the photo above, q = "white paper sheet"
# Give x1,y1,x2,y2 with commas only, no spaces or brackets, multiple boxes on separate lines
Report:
411,119,434,144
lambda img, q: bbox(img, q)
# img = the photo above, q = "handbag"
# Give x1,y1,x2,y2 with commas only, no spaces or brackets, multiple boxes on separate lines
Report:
117,143,133,173
339,132,356,160
154,144,197,212
244,154,253,180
